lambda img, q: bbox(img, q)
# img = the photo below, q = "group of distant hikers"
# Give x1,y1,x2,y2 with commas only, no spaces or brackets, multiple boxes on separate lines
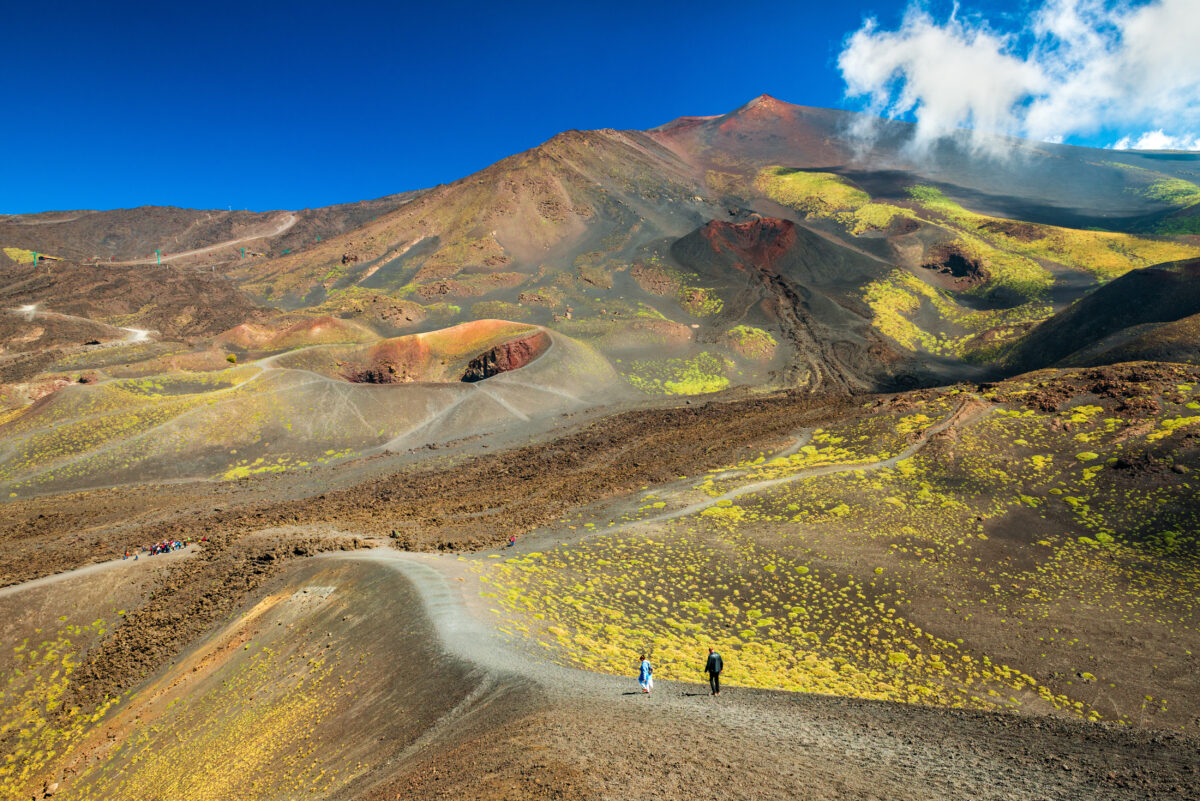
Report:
123,535,207,560
638,647,723,696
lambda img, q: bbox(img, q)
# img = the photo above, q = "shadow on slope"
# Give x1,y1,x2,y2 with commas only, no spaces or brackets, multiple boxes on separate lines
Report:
1005,258,1200,371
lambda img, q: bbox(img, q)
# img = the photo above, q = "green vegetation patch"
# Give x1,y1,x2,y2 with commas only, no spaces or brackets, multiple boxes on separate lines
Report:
622,352,733,395
1155,213,1200,237
482,530,1046,710
2,247,38,264
755,167,915,235
725,326,778,360
862,270,1050,359
422,302,462,318
0,621,120,798
909,185,1200,281
631,259,725,318
678,287,723,317
1142,177,1200,208
1143,178,1200,235
483,376,1200,728
469,300,533,321
221,448,354,480
756,167,869,214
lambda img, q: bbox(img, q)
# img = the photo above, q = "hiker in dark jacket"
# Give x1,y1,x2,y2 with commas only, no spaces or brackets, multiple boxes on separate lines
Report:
704,647,723,695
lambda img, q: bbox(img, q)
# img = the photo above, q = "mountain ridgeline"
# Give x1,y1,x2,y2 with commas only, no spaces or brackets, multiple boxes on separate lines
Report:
5,96,1200,397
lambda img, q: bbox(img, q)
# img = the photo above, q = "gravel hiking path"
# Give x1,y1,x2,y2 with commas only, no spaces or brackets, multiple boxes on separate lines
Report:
3,214,86,225
8,305,156,346
8,304,156,342
108,212,297,265
325,549,1200,801
634,395,990,523
513,394,990,553
0,392,854,588
0,545,194,600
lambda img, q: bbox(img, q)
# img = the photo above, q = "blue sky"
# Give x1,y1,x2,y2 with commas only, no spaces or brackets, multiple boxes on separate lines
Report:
0,0,935,213
4,0,1193,213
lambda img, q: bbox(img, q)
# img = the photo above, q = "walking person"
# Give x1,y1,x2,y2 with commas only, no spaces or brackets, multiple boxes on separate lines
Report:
704,647,723,695
638,653,653,693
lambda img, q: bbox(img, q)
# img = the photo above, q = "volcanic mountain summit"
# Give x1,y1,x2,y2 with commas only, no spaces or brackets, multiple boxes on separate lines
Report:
3,95,1200,492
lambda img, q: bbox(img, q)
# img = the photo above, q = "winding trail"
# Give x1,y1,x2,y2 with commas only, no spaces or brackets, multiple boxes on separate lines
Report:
640,397,988,528
108,212,298,265
0,400,974,594
6,305,156,347
516,396,991,550
3,214,86,225
307,541,1194,801
313,397,1184,800
0,546,195,598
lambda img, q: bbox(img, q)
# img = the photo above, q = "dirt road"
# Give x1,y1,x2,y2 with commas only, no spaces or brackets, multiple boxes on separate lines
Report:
109,212,297,265
8,305,155,346
549,396,991,547
0,545,193,600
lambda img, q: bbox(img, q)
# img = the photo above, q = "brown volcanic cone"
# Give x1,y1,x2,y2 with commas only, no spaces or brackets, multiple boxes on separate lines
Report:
670,216,919,392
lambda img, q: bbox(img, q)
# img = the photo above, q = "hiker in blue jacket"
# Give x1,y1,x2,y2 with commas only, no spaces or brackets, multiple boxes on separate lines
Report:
638,654,653,693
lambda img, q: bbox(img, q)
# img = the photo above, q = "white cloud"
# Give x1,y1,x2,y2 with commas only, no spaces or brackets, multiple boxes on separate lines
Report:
839,0,1200,153
1111,130,1200,151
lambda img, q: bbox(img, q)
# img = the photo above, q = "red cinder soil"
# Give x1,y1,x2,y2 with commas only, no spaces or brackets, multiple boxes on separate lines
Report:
461,331,550,382
700,217,797,270
342,336,434,384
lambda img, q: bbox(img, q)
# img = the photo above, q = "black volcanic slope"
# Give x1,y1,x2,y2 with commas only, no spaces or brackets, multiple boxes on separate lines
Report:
1005,258,1200,371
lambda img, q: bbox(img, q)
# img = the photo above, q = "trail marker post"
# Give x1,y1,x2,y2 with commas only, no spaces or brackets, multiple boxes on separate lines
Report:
33,252,38,268
155,249,161,266
241,248,246,259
